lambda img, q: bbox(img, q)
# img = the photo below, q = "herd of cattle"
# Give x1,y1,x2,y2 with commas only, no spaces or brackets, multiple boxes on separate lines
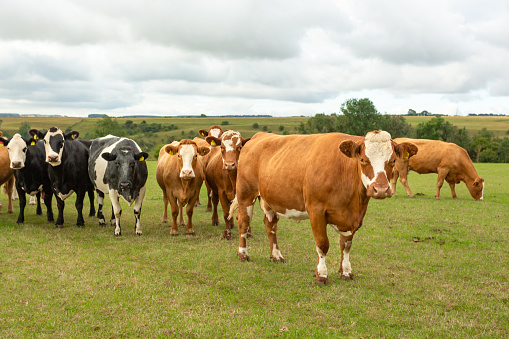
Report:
0,126,484,284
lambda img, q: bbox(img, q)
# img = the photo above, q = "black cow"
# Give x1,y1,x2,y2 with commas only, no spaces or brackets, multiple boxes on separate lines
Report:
88,135,148,236
30,128,95,227
5,134,54,223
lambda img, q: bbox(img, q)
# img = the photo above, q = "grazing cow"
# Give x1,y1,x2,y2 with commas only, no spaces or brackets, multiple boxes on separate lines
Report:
196,125,225,210
231,131,418,284
30,128,95,227
88,135,149,236
205,130,250,239
391,138,484,200
156,140,209,235
6,134,54,223
0,132,15,213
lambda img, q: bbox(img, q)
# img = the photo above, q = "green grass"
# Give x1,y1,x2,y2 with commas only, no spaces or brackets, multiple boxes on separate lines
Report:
0,161,507,338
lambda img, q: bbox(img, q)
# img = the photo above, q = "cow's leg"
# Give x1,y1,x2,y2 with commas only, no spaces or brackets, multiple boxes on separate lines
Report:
390,167,399,196
178,200,186,226
5,175,14,213
132,185,145,235
396,165,414,197
448,181,458,199
211,191,219,226
55,195,65,228
161,187,169,223
15,184,26,224
185,194,199,235
87,188,96,217
75,189,86,227
309,211,330,285
96,190,106,226
43,188,54,222
236,195,258,261
435,168,448,200
168,194,179,235
110,198,120,226
109,190,122,235
339,233,354,280
35,192,42,215
205,182,213,212
219,191,233,239
264,214,284,262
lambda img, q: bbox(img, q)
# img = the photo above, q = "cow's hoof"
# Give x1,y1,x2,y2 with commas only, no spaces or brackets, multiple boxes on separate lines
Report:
223,231,232,240
136,231,143,236
185,231,195,236
315,275,330,286
340,274,354,281
212,221,219,226
238,252,250,261
114,232,121,236
206,208,212,212
270,256,285,263
55,224,63,228
170,230,179,236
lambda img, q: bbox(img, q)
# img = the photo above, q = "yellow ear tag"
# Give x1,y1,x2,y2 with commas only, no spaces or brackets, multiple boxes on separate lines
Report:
200,132,205,137
34,135,38,140
403,151,409,160
31,141,36,146
0,144,3,147
211,140,216,146
139,156,145,161
168,150,173,155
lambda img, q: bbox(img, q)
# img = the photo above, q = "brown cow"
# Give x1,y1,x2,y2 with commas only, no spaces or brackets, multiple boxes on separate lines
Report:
156,139,210,235
205,130,250,239
231,131,418,284
0,132,15,213
391,138,484,200
195,125,225,210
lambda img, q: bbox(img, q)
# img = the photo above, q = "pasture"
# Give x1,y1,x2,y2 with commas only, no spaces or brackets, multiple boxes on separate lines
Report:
0,161,507,338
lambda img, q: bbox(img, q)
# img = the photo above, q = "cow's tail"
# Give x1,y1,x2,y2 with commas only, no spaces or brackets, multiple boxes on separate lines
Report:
228,196,238,220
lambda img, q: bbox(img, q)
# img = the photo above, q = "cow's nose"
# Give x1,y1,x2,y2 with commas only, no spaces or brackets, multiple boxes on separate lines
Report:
48,155,59,162
11,161,22,169
372,185,392,198
223,162,236,171
120,182,130,191
180,170,195,179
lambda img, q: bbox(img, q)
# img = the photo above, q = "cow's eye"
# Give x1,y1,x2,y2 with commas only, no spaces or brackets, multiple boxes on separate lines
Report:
23,147,27,153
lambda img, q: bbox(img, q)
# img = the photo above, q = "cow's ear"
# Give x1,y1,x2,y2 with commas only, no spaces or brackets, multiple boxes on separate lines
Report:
165,145,178,156
135,152,149,161
29,129,45,141
0,131,2,137
339,140,361,158
64,131,79,140
241,137,251,146
28,138,37,146
199,129,208,137
206,136,221,147
394,142,418,160
198,146,210,156
102,152,117,161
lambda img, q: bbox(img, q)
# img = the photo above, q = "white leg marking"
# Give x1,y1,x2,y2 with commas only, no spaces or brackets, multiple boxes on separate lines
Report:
271,244,284,261
342,241,352,276
239,247,248,256
247,204,254,221
316,246,328,278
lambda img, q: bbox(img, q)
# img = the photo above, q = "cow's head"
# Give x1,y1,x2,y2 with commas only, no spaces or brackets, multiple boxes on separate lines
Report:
165,139,210,180
339,130,418,199
199,125,224,139
468,177,485,201
102,146,149,200
206,130,250,171
31,127,79,166
5,134,34,169
0,131,8,147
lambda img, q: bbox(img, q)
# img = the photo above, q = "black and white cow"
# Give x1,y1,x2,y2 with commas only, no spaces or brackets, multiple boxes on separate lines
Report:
30,127,95,227
88,135,148,236
6,134,54,223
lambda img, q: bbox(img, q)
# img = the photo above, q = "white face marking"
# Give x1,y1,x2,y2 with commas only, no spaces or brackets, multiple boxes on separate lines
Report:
179,144,196,177
44,129,65,166
316,246,328,278
342,241,352,276
362,131,393,188
6,134,28,168
480,182,484,201
94,138,126,193
221,130,241,153
271,244,284,261
277,209,309,221
210,128,222,138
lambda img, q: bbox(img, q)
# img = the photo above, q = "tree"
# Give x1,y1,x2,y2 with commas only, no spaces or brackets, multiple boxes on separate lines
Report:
252,123,259,129
470,128,494,162
339,98,382,136
379,115,413,138
414,116,457,141
18,121,31,138
279,125,285,131
88,116,125,139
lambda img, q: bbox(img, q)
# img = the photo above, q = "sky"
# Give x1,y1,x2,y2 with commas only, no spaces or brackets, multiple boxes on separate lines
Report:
1,0,509,117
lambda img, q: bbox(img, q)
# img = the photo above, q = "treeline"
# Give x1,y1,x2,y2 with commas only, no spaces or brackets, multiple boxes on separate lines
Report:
299,98,509,163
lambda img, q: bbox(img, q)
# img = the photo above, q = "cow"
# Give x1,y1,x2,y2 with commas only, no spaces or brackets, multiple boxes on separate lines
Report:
230,131,418,284
5,134,54,223
195,125,225,211
156,139,209,235
205,130,250,239
391,138,484,200
30,128,95,228
88,135,149,236
0,132,15,213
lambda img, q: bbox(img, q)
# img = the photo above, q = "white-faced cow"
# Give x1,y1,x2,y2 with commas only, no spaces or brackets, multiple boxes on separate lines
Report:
391,138,484,200
30,128,95,228
230,131,418,284
156,140,209,235
88,135,149,236
6,134,54,223
0,132,15,214
205,130,250,239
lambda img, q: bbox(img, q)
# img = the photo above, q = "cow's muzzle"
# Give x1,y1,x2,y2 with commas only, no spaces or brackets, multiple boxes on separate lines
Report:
367,184,392,199
11,161,23,169
119,182,131,191
48,155,60,163
223,162,237,171
180,170,195,179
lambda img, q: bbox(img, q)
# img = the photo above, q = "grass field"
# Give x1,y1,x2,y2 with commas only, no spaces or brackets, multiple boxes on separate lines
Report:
0,161,507,338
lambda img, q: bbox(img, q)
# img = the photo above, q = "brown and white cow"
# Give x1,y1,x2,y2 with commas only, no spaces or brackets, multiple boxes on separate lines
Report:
391,138,484,200
231,131,418,284
205,130,250,239
156,139,210,235
195,125,225,210
0,131,15,213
